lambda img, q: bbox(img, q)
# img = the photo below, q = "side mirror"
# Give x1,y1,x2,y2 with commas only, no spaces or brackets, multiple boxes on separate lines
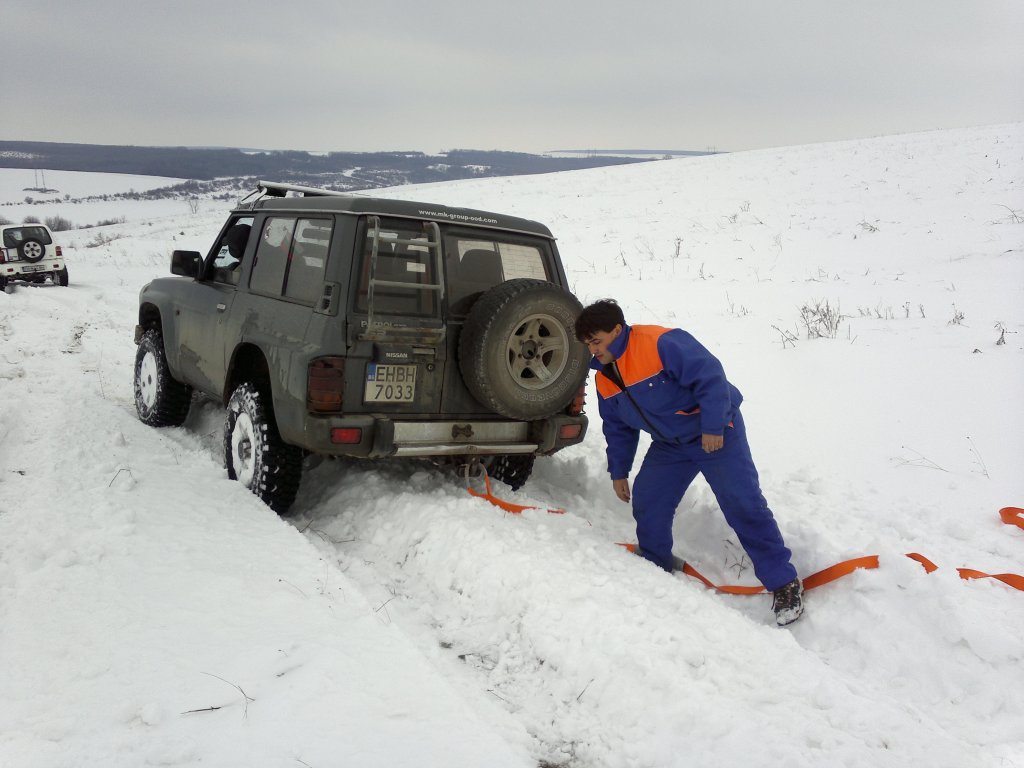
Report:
171,250,203,278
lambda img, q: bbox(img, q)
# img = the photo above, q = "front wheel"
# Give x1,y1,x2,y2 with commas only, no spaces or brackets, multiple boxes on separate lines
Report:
224,383,303,514
134,329,192,426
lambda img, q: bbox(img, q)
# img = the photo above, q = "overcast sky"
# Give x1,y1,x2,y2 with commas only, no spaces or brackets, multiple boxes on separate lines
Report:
5,0,1023,154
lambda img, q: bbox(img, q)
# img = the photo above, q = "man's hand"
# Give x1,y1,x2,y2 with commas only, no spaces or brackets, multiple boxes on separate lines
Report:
701,433,725,453
612,478,631,503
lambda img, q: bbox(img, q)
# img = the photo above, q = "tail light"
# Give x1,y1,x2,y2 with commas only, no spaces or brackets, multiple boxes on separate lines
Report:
559,423,583,440
307,357,345,413
55,246,63,257
0,249,5,264
331,428,363,444
567,384,586,416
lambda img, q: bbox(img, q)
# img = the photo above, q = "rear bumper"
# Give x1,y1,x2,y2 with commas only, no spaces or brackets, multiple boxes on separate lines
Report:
301,413,588,459
2,260,64,279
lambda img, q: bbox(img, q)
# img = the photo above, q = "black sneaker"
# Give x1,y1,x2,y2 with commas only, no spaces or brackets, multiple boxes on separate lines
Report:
772,579,804,626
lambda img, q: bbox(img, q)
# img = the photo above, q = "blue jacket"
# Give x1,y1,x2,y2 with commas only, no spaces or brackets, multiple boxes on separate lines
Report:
593,324,743,479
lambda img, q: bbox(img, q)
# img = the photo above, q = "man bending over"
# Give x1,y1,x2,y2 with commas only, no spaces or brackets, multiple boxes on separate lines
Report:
575,299,804,626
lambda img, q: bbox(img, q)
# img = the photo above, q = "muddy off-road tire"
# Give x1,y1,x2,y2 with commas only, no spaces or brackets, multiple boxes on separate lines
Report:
224,382,303,515
134,329,192,427
485,454,536,491
459,279,588,421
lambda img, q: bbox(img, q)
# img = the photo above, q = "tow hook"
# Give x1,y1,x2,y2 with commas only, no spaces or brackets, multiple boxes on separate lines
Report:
461,457,486,491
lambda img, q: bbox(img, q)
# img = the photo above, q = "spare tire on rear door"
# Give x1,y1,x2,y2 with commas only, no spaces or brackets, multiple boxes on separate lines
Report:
459,278,589,420
20,239,45,263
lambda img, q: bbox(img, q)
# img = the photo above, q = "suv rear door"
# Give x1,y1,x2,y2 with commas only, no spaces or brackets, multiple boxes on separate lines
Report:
227,213,334,404
344,215,447,415
344,216,563,419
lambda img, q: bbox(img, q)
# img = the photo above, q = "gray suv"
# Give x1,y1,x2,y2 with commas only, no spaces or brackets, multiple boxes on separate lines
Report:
134,182,589,513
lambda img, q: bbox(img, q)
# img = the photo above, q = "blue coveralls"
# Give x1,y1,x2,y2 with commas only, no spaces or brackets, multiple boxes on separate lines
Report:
594,324,797,590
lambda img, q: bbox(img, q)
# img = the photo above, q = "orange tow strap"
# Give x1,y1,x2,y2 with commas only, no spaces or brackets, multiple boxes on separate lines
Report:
619,509,1024,594
467,471,565,515
1001,506,1024,530
634,548,1022,594
945,507,1024,590
471,481,1024,594
617,543,881,594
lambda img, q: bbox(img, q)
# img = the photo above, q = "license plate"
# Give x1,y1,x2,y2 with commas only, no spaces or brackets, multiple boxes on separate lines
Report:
21,265,45,273
364,364,416,403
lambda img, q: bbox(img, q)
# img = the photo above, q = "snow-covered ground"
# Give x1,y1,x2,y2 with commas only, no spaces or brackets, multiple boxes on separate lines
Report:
1,124,1022,768
0,168,183,200
0,168,190,229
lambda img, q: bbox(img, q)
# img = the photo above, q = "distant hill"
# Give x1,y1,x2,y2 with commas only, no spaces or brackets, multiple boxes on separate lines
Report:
551,149,719,158
0,141,657,191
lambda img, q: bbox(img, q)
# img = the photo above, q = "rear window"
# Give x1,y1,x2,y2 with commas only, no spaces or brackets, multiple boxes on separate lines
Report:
446,237,549,315
2,226,53,249
356,218,440,318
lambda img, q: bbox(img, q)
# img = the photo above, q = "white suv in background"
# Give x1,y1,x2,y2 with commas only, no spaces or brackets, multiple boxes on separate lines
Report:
0,223,69,291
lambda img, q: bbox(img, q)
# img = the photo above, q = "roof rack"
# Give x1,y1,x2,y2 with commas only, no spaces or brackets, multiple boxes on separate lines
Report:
255,180,350,198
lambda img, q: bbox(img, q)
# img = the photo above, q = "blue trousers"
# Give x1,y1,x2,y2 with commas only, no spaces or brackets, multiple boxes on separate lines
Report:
630,410,797,591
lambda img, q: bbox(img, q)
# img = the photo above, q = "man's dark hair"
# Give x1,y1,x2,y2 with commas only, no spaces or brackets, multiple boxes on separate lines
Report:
574,299,626,341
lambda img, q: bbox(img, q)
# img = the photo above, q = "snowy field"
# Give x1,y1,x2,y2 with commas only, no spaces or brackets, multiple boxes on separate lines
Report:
0,167,190,229
1,124,1022,768
0,167,183,200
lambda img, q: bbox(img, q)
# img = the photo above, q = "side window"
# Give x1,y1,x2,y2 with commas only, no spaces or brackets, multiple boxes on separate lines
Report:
249,217,296,296
248,217,332,303
446,238,549,315
283,218,332,304
210,216,254,285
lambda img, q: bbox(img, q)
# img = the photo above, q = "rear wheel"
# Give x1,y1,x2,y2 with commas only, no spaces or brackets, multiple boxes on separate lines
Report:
56,267,69,286
134,329,192,426
485,454,536,491
224,382,303,515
